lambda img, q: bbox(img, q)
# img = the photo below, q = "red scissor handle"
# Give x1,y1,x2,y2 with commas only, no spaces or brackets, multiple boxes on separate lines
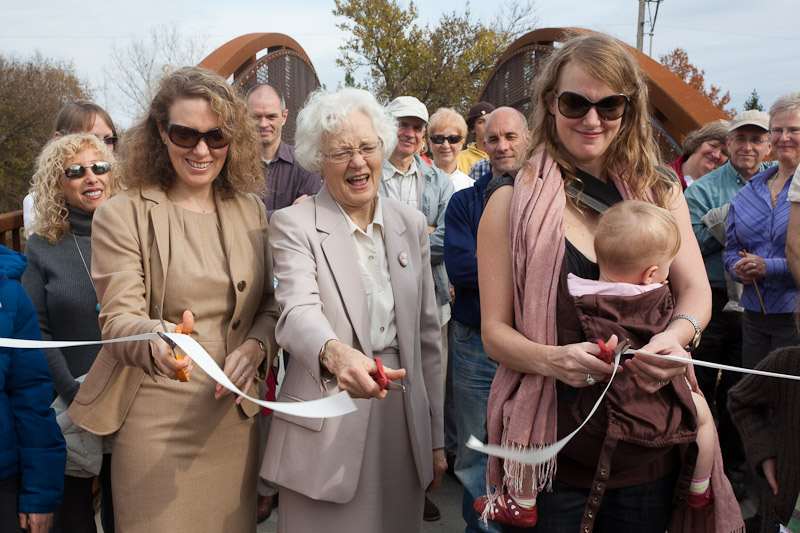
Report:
372,357,390,390
596,339,614,364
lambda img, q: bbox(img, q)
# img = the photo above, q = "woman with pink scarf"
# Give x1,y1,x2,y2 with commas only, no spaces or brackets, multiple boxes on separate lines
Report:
475,33,742,532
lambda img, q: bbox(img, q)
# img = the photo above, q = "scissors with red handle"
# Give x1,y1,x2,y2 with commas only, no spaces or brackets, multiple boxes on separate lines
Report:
596,338,631,365
371,357,406,392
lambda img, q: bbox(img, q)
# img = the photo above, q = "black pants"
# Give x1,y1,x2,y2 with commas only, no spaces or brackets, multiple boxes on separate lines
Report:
693,287,744,469
53,454,114,533
0,476,21,532
502,475,677,533
741,311,800,369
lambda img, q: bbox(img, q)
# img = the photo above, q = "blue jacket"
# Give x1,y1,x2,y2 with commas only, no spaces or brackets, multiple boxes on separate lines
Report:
444,170,492,328
0,245,65,513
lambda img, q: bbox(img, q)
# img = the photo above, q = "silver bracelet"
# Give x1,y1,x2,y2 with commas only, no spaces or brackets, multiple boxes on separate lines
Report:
669,313,702,350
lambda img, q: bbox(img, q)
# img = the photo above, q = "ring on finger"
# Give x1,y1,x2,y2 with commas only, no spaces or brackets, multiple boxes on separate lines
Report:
585,373,596,386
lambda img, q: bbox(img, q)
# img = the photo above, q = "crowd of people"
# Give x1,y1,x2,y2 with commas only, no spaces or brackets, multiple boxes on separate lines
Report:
2,30,800,533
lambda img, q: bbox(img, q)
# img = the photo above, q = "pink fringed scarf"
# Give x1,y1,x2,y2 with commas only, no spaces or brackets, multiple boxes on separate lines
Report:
484,148,744,532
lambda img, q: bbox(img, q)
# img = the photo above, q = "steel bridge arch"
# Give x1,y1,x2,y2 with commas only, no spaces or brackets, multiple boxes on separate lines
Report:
199,33,321,143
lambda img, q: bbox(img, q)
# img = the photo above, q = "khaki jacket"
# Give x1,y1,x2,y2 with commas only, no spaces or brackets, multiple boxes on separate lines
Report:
69,186,278,435
260,187,444,503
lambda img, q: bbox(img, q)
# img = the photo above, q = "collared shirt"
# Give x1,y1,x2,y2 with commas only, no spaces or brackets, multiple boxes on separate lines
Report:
337,198,398,351
469,158,491,182
456,143,489,175
261,142,322,218
381,159,420,208
685,160,775,288
724,166,797,314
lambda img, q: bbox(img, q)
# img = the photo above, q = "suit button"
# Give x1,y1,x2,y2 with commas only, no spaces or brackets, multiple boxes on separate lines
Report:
232,320,241,330
599,468,608,480
587,511,593,519
237,280,246,292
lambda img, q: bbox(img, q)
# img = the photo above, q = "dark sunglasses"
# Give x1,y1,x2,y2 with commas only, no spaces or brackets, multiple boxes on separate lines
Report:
430,134,463,145
64,161,111,180
556,91,629,121
166,124,230,149
102,136,118,147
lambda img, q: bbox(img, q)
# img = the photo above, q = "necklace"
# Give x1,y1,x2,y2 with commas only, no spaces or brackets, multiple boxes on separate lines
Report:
72,232,100,313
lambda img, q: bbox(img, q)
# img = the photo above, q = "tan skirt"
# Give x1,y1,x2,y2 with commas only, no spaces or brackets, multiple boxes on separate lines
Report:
111,340,257,533
277,352,424,533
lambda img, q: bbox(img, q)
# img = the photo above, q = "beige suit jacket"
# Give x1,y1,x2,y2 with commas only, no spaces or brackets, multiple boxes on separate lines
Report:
68,186,278,435
260,186,444,503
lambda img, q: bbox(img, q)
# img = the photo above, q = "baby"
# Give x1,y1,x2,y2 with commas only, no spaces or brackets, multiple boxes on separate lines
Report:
476,200,715,528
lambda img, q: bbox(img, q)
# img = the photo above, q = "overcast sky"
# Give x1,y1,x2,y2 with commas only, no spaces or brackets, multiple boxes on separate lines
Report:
2,0,795,127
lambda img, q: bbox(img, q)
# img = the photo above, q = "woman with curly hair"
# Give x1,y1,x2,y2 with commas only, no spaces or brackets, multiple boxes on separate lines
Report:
474,33,741,532
22,100,118,235
67,66,279,533
22,133,116,533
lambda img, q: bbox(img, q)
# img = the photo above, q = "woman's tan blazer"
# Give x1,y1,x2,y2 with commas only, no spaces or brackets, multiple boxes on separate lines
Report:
260,186,444,503
68,185,278,435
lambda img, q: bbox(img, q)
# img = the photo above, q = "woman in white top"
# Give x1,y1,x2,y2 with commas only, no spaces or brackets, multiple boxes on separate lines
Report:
428,108,475,192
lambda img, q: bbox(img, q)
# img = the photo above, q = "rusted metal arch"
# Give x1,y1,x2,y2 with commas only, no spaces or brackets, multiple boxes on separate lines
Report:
199,33,315,79
199,33,321,144
480,27,727,155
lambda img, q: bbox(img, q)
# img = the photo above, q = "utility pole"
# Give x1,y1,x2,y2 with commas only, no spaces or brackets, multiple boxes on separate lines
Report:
636,0,646,51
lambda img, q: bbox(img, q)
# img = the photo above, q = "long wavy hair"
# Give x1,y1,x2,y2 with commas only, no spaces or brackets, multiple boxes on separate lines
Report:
528,33,674,208
30,133,117,243
120,66,261,197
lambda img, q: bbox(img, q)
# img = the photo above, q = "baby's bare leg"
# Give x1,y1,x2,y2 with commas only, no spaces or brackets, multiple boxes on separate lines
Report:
691,391,717,482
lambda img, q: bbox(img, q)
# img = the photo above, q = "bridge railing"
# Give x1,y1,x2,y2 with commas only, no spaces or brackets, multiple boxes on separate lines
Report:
0,211,24,252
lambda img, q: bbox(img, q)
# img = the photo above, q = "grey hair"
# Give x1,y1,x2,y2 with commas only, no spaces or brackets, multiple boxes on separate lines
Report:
769,92,800,124
294,88,397,173
428,107,467,138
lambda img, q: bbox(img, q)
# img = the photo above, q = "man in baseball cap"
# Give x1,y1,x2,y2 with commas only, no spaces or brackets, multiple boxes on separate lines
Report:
381,95,454,522
456,101,495,176
684,109,773,492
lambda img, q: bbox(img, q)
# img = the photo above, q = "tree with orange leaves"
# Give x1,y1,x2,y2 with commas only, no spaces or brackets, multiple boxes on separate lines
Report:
660,48,734,118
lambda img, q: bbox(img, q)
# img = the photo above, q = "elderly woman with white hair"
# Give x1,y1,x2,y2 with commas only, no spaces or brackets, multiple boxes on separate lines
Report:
260,87,446,533
724,92,800,369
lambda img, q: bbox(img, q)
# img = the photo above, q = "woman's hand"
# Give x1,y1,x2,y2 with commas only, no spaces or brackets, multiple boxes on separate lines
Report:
321,340,406,399
428,448,448,490
626,331,690,393
216,338,263,402
149,310,194,380
19,512,53,533
546,336,616,388
762,458,779,496
734,251,767,282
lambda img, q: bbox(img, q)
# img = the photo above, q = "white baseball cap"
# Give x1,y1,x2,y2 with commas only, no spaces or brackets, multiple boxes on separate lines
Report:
728,110,769,133
387,96,429,123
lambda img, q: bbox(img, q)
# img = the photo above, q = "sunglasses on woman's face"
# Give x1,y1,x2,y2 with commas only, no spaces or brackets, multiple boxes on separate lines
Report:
556,91,629,121
430,134,463,145
166,124,230,149
64,161,112,180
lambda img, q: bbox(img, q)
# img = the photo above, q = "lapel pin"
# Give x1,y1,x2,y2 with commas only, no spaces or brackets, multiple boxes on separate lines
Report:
398,252,409,267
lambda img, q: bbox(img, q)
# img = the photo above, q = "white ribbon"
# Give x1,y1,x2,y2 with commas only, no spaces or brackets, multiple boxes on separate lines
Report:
468,349,800,465
0,333,356,419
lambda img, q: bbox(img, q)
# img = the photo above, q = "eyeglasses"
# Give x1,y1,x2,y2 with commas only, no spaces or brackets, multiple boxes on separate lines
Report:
769,127,800,137
324,141,382,164
429,135,463,145
64,161,111,180
101,136,118,147
556,91,629,121
166,124,230,149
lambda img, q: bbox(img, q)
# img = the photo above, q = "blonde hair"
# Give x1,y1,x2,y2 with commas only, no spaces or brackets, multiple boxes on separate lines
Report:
595,200,680,275
120,66,261,197
428,108,468,139
528,33,675,208
30,133,116,243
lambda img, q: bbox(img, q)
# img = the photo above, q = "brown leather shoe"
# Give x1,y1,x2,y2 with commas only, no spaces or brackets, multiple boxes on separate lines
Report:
257,494,276,524
423,495,441,522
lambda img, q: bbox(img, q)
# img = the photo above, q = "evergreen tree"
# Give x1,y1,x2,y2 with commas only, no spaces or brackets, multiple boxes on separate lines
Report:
743,89,764,111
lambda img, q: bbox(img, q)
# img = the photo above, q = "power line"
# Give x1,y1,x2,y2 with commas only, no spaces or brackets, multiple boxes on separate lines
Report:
635,0,664,55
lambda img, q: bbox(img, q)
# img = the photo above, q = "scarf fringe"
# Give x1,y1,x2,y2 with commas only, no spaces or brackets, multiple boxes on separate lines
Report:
479,442,557,525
